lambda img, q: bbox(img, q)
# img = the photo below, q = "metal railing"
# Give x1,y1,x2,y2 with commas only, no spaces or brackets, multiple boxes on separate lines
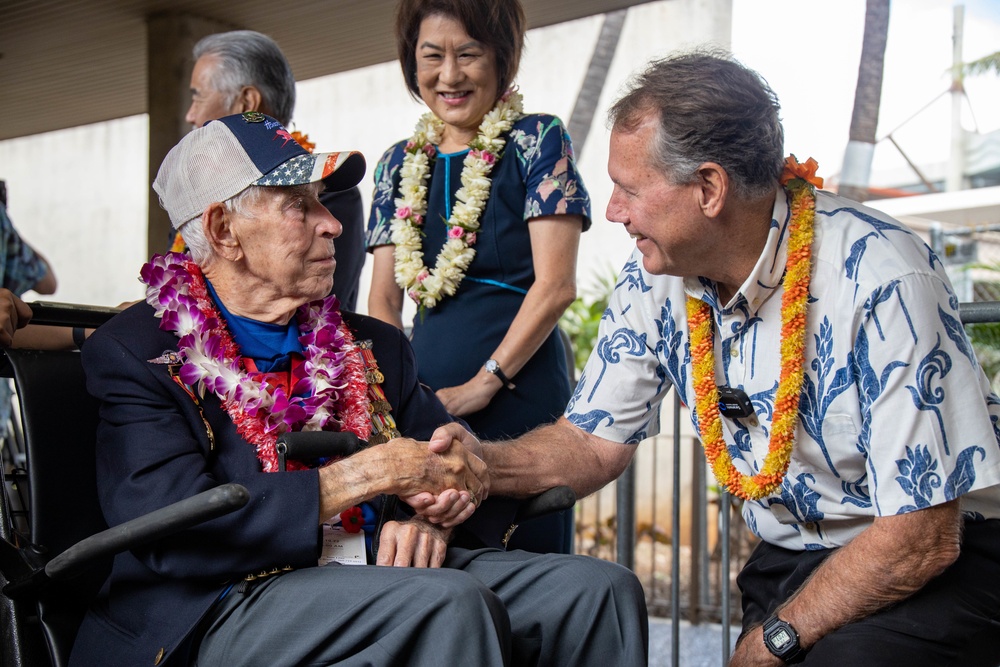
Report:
578,300,1000,666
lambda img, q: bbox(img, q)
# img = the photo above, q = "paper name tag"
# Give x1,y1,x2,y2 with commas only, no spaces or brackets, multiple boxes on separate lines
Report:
319,523,366,566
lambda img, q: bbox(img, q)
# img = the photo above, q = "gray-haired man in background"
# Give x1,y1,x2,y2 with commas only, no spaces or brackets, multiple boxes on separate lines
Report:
184,30,367,311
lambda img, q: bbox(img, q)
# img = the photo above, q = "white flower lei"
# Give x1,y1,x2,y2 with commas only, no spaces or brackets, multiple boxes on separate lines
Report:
390,89,524,308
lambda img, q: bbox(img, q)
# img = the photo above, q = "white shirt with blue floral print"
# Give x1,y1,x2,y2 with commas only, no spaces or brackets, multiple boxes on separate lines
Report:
567,188,1000,550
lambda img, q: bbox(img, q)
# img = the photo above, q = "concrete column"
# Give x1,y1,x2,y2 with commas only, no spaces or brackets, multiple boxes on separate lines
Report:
947,5,966,193
146,12,234,259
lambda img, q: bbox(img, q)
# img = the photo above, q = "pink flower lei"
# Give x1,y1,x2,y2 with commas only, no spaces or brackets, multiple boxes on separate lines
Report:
140,252,372,472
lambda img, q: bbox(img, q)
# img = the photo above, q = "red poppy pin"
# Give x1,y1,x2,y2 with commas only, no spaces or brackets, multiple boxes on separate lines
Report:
340,506,363,533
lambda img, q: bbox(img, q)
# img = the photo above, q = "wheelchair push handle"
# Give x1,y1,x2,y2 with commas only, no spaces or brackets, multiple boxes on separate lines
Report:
45,483,250,582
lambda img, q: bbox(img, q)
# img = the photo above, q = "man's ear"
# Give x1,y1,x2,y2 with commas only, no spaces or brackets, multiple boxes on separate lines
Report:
695,162,729,218
203,203,243,262
234,86,263,115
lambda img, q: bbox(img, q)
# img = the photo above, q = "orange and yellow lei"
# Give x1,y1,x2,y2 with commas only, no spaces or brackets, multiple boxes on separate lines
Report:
687,155,821,501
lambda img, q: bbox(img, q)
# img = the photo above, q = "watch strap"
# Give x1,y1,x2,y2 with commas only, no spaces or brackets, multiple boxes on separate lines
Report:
485,359,515,390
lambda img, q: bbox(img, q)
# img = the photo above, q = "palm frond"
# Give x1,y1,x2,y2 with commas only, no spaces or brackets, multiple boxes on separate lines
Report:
964,51,1000,77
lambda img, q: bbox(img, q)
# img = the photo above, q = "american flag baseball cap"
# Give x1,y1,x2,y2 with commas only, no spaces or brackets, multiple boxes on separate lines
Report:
153,112,366,229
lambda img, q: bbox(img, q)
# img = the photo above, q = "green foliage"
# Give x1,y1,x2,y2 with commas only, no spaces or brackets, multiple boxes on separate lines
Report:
966,320,1000,389
963,264,1000,391
963,50,1000,77
560,265,619,372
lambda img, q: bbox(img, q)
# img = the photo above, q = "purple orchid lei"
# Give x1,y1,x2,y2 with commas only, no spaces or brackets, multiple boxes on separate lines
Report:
140,252,371,472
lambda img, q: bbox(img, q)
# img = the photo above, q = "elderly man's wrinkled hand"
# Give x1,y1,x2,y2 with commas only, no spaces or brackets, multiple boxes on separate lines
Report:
376,518,450,568
0,289,32,348
404,423,489,526
384,435,489,505
405,487,478,528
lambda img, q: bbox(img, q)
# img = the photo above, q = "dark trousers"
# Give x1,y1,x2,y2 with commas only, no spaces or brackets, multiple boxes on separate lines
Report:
737,519,1000,666
193,548,648,666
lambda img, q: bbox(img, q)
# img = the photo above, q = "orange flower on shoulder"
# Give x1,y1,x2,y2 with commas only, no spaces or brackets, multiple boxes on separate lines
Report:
290,131,316,154
780,155,824,188
170,230,187,253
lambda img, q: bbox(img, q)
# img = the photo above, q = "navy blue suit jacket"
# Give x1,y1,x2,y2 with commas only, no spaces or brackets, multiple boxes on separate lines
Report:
70,302,516,667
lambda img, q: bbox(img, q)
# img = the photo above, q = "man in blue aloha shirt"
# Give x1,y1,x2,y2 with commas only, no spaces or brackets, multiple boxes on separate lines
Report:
0,189,57,435
426,51,1000,666
0,187,55,299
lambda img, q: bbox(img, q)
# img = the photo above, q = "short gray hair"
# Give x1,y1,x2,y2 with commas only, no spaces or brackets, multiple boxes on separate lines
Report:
179,186,264,264
608,49,784,201
193,30,296,126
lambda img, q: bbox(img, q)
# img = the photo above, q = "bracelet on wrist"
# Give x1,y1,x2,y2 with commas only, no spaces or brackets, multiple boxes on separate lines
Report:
72,327,87,350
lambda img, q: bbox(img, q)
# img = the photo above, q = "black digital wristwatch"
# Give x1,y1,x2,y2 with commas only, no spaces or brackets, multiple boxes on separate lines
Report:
762,614,804,663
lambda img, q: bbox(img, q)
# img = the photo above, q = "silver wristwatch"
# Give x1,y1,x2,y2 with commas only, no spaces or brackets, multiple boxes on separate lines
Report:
484,359,515,390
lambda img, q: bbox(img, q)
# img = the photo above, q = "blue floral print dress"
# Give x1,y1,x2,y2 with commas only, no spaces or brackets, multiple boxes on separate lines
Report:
368,113,591,443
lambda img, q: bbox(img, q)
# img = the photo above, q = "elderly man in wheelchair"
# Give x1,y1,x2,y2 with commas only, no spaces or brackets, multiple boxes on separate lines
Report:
62,113,647,667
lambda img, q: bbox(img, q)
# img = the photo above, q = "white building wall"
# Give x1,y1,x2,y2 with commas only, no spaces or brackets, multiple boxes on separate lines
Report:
0,116,149,305
0,0,728,311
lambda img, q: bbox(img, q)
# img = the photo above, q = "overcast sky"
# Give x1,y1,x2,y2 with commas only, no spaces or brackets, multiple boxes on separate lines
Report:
731,0,1000,184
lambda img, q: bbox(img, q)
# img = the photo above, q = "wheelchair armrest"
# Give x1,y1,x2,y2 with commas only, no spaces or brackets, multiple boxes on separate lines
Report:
514,486,576,523
4,483,249,596
275,431,366,471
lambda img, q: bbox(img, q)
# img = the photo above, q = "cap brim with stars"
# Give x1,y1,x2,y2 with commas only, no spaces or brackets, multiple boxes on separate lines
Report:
153,111,366,229
254,151,365,192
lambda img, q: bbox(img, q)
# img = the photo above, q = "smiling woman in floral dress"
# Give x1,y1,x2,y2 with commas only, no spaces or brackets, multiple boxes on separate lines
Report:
366,0,591,553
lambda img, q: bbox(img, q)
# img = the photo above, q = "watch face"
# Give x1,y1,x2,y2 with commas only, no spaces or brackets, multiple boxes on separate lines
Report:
763,616,801,661
769,628,792,649
485,359,498,373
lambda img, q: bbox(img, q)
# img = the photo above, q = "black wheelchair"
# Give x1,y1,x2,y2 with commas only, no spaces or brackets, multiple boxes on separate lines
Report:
0,303,573,666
